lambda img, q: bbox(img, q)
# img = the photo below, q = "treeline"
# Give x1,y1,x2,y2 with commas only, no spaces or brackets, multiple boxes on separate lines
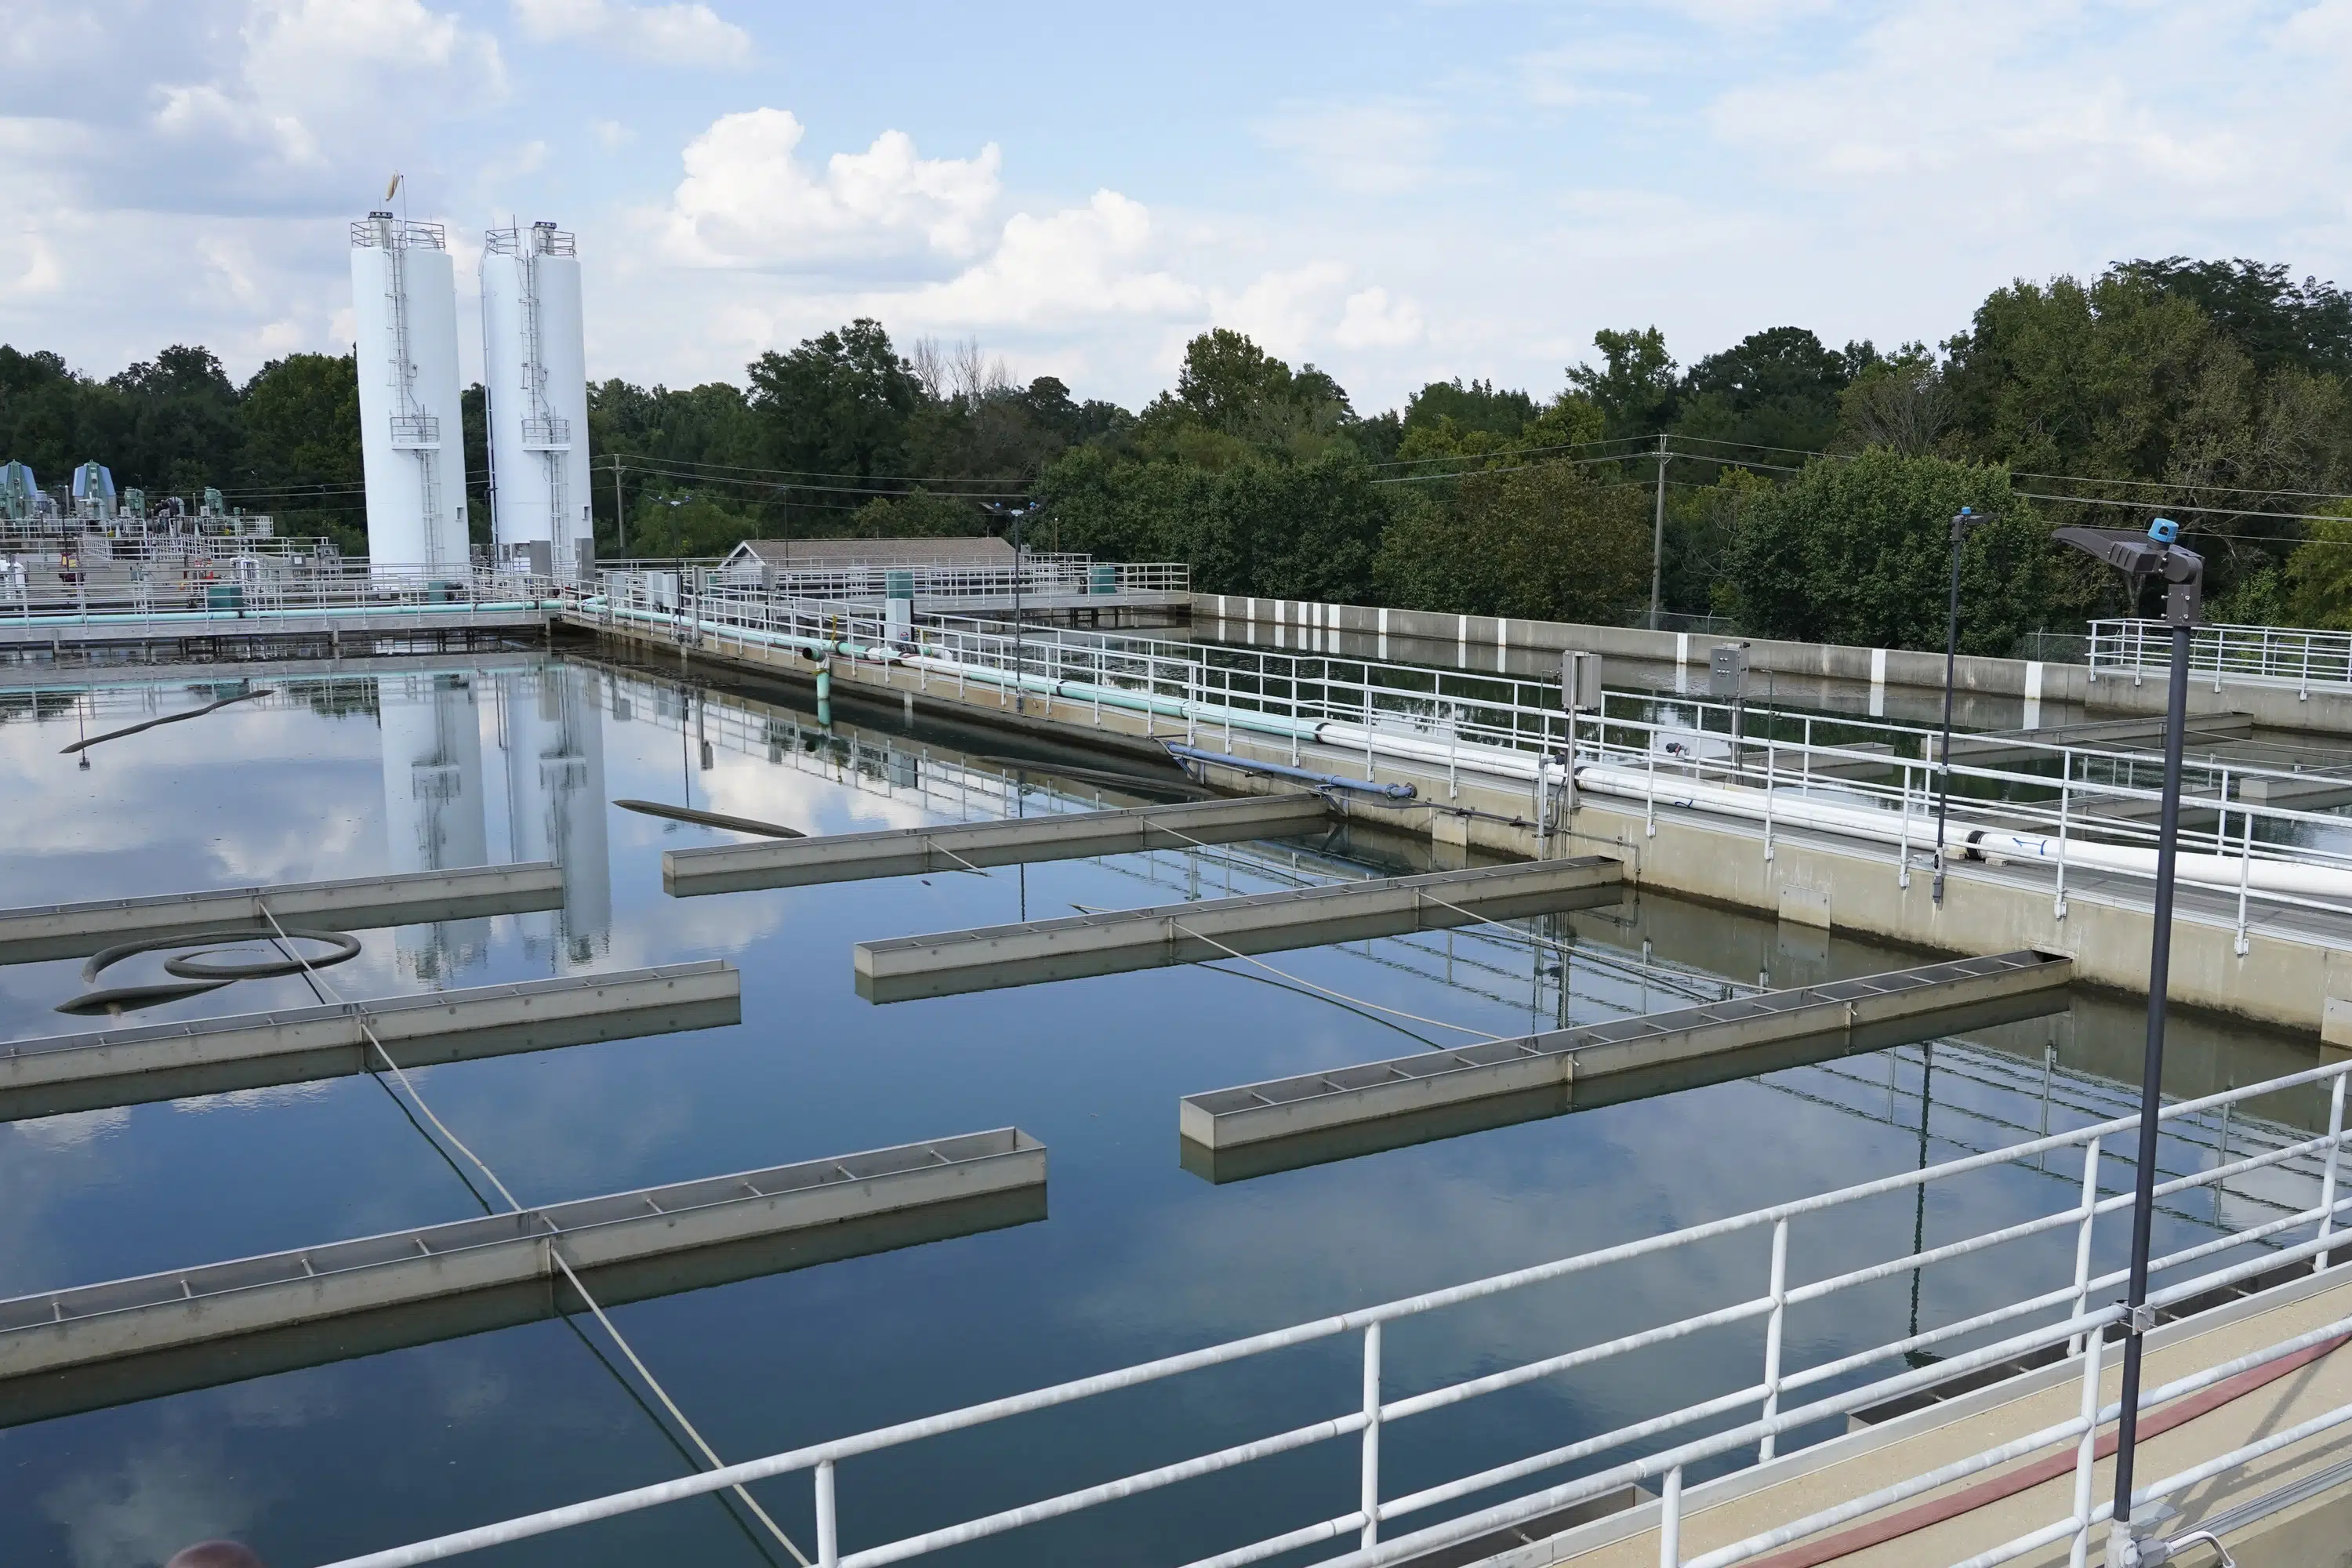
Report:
8,254,2352,651
0,343,478,556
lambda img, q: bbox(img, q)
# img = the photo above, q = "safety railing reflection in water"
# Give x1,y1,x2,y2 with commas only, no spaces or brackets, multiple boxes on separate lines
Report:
318,1056,2352,1568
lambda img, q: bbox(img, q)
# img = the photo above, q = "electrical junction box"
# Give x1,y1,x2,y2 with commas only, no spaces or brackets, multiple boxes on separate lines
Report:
1561,651,1603,712
1709,643,1751,699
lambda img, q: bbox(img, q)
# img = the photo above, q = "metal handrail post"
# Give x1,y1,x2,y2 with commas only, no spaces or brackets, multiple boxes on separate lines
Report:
2069,1136,2102,1354
1897,760,1911,891
1646,742,1657,839
816,1460,838,1567
1659,1465,1683,1568
1757,1220,1789,1461
2321,1077,2347,1272
1361,1323,1382,1548
2064,1325,2107,1568
2053,760,2071,920
1762,738,1775,862
2234,796,2253,957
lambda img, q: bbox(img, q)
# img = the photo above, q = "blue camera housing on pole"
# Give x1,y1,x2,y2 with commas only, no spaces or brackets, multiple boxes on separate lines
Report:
2147,517,2180,546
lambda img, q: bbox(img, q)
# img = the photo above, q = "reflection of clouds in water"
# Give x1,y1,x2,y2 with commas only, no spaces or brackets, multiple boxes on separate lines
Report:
700,753,936,837
408,1051,698,1203
214,1370,346,1432
411,1338,517,1427
0,1116,127,1293
13,1106,131,1151
41,1439,267,1568
1,702,379,868
1071,1079,2114,1421
594,894,789,969
172,1083,335,1116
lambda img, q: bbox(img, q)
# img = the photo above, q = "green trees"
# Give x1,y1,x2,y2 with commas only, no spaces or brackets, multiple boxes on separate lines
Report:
105,347,245,495
242,353,363,548
1567,327,1679,440
746,318,924,483
1377,459,1648,623
1040,443,1388,601
1029,329,1393,601
1725,451,2078,652
2284,507,2352,628
5,246,2351,649
1677,328,1872,460
1940,266,2352,614
1403,379,1537,441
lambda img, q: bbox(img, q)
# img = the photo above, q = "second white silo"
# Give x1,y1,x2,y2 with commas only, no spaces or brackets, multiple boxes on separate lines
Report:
351,213,470,578
481,222,593,575
378,672,490,981
498,662,611,967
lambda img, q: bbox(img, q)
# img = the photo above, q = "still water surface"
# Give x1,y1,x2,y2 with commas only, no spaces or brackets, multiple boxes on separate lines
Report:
0,654,2328,1567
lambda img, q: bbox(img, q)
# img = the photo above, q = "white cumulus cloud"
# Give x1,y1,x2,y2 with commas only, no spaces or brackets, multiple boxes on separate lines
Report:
1334,285,1425,350
143,0,506,203
659,108,1002,269
902,191,1200,325
512,0,750,67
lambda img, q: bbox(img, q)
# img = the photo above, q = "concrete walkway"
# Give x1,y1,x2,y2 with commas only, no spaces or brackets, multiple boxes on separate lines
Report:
1487,1267,2352,1567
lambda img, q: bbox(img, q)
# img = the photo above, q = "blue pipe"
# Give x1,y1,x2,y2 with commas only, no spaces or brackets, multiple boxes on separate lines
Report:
1163,743,1417,801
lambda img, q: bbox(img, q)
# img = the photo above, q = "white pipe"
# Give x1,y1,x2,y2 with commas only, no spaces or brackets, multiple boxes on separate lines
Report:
1568,760,2352,902
1311,720,2352,900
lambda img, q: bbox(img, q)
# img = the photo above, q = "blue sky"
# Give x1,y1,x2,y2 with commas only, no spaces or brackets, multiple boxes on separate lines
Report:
5,1,2350,412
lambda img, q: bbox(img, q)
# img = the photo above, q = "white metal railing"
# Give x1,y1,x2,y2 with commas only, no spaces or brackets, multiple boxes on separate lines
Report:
702,555,1190,603
315,1054,2352,1568
0,564,568,633
2089,616,2352,698
590,585,2352,930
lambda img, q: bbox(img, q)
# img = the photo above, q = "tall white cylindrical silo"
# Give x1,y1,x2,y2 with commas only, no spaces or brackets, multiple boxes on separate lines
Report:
482,223,593,574
351,213,470,578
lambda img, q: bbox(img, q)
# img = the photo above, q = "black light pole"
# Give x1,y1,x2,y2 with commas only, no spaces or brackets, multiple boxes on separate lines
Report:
2055,519,2203,1568
1931,506,1987,906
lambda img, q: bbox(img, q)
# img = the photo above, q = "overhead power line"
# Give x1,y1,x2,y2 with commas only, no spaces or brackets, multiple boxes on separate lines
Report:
605,451,1033,492
1661,430,2352,506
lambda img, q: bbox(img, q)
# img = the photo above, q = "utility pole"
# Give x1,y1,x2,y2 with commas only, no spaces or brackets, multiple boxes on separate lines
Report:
1648,434,1668,630
609,459,626,555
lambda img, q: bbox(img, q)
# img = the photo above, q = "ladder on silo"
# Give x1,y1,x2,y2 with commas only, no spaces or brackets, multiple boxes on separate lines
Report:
380,220,445,566
514,227,571,562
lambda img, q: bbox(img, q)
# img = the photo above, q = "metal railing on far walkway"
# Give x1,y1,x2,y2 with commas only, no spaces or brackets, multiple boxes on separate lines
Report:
314,1055,2352,1568
586,587,2352,927
2090,616,2352,699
